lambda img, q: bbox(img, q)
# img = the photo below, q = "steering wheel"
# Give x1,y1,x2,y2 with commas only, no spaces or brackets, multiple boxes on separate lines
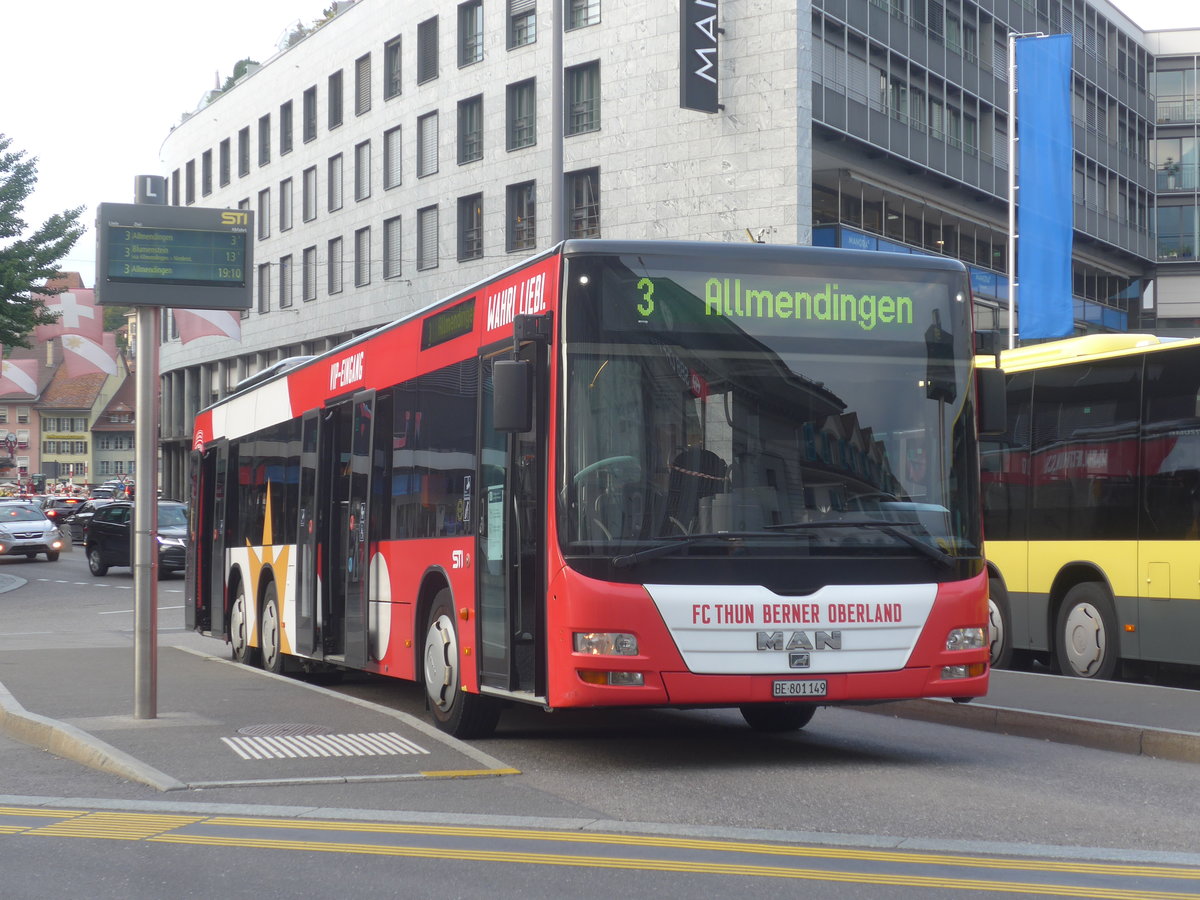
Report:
573,455,642,484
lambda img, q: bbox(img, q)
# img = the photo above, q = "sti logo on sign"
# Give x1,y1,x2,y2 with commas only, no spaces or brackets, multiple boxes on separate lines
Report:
221,211,250,227
680,0,719,113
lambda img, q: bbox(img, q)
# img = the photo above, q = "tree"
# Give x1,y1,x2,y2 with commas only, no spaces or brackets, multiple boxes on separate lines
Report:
0,134,85,349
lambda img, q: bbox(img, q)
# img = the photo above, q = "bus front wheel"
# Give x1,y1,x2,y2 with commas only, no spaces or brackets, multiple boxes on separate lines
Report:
988,576,1013,669
422,590,500,739
1055,583,1118,679
739,703,817,732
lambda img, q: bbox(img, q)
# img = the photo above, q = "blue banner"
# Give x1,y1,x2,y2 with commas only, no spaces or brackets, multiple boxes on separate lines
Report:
1016,34,1074,340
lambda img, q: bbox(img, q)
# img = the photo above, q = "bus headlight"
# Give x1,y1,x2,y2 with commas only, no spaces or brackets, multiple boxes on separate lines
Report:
945,627,985,652
574,632,638,655
579,670,645,686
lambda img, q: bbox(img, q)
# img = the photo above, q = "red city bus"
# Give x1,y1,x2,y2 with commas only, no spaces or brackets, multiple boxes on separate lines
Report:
187,240,993,737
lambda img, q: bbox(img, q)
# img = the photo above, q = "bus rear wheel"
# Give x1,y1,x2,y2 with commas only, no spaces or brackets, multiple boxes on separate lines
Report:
230,579,259,666
1055,583,1118,679
260,582,285,674
739,703,817,732
422,590,500,739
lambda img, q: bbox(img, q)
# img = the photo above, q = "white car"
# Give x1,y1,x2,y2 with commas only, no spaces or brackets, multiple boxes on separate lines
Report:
0,505,64,561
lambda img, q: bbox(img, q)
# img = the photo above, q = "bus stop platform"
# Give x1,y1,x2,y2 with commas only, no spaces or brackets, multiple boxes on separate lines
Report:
0,642,518,792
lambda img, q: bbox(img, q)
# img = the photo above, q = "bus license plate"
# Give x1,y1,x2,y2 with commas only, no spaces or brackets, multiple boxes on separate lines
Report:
772,679,827,698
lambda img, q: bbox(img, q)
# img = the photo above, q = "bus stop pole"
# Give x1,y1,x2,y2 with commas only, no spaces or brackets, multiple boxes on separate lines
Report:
133,304,160,718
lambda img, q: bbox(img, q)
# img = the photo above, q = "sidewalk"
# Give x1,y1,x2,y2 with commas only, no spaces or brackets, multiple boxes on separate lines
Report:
2,558,1200,790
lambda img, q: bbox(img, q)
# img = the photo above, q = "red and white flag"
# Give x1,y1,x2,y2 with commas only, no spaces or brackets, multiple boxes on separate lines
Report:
33,289,103,342
0,359,39,396
62,333,118,377
175,309,242,344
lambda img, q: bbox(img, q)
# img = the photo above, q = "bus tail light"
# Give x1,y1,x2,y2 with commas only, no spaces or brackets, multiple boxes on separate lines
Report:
574,632,638,656
579,670,645,687
945,627,986,652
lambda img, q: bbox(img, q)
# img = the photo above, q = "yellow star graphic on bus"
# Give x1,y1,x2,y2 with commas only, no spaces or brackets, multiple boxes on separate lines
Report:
246,483,291,654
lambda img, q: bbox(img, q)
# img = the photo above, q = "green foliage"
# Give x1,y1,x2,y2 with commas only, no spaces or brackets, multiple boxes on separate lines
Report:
0,134,85,349
220,58,261,93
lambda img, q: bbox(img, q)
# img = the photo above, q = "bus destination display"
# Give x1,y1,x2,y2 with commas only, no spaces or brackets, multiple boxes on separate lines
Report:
95,202,254,310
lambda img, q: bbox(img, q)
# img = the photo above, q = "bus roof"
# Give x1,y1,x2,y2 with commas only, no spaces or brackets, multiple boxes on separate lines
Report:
998,333,1200,372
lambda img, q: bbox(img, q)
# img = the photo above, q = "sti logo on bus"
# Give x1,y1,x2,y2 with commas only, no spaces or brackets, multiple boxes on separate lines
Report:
220,211,249,226
329,351,364,391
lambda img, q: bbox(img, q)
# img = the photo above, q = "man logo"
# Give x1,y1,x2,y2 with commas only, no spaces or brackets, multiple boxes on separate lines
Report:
220,211,249,226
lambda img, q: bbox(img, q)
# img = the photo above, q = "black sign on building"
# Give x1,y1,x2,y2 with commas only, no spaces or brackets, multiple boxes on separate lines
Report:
680,0,720,113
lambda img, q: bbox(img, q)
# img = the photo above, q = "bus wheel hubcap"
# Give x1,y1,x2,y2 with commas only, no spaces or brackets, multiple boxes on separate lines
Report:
1063,603,1105,676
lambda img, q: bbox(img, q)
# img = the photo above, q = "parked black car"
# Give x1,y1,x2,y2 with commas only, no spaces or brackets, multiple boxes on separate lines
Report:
67,498,116,542
85,500,188,577
0,505,64,561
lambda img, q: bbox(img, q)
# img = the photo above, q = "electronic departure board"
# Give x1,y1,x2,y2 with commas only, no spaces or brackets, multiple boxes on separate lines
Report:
95,202,254,310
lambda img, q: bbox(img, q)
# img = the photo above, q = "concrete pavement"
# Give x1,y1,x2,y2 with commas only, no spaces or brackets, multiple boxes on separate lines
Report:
3,569,1200,795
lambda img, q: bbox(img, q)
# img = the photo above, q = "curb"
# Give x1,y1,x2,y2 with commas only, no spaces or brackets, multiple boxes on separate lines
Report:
0,680,186,792
854,698,1200,764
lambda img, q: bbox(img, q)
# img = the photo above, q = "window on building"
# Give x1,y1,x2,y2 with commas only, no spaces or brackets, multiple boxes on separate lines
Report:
355,140,372,201
280,255,294,308
201,150,213,196
257,188,271,239
0,409,7,425
303,166,317,221
507,181,536,251
418,111,439,176
258,114,271,166
354,226,371,286
219,138,231,186
384,215,403,279
567,0,600,29
303,246,318,302
328,153,344,211
16,408,28,425
418,17,439,83
185,159,196,204
417,205,439,270
303,85,317,142
328,236,344,294
459,2,483,66
355,53,372,116
566,168,600,238
507,78,536,149
384,126,402,189
508,0,536,49
384,35,402,99
280,178,293,231
280,100,294,155
458,95,483,163
238,127,250,176
458,193,483,260
329,69,344,128
258,263,271,313
566,62,600,135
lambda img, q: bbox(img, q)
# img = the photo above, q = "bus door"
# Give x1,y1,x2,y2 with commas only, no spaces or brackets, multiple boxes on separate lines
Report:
478,336,548,698
343,390,376,668
295,410,320,657
205,442,231,638
186,447,213,633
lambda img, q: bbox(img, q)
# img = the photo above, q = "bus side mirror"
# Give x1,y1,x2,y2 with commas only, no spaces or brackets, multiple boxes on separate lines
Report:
976,367,1007,436
493,360,532,433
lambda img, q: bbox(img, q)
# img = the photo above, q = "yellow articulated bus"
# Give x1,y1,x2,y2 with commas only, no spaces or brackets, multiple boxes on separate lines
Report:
982,332,1200,679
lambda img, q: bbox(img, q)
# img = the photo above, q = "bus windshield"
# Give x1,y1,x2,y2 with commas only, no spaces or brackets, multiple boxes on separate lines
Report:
560,251,980,566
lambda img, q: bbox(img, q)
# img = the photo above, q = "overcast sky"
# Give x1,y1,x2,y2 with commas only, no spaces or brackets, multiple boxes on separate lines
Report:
3,0,1197,286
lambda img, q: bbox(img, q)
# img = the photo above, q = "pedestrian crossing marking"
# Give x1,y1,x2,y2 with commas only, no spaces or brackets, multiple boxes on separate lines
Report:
221,731,429,760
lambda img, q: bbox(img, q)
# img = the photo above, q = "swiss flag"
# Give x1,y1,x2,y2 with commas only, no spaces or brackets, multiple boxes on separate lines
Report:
62,333,118,377
34,289,104,342
175,309,242,344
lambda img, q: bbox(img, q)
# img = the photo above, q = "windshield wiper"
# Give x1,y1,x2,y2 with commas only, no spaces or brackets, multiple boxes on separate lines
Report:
764,519,956,569
611,532,762,569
